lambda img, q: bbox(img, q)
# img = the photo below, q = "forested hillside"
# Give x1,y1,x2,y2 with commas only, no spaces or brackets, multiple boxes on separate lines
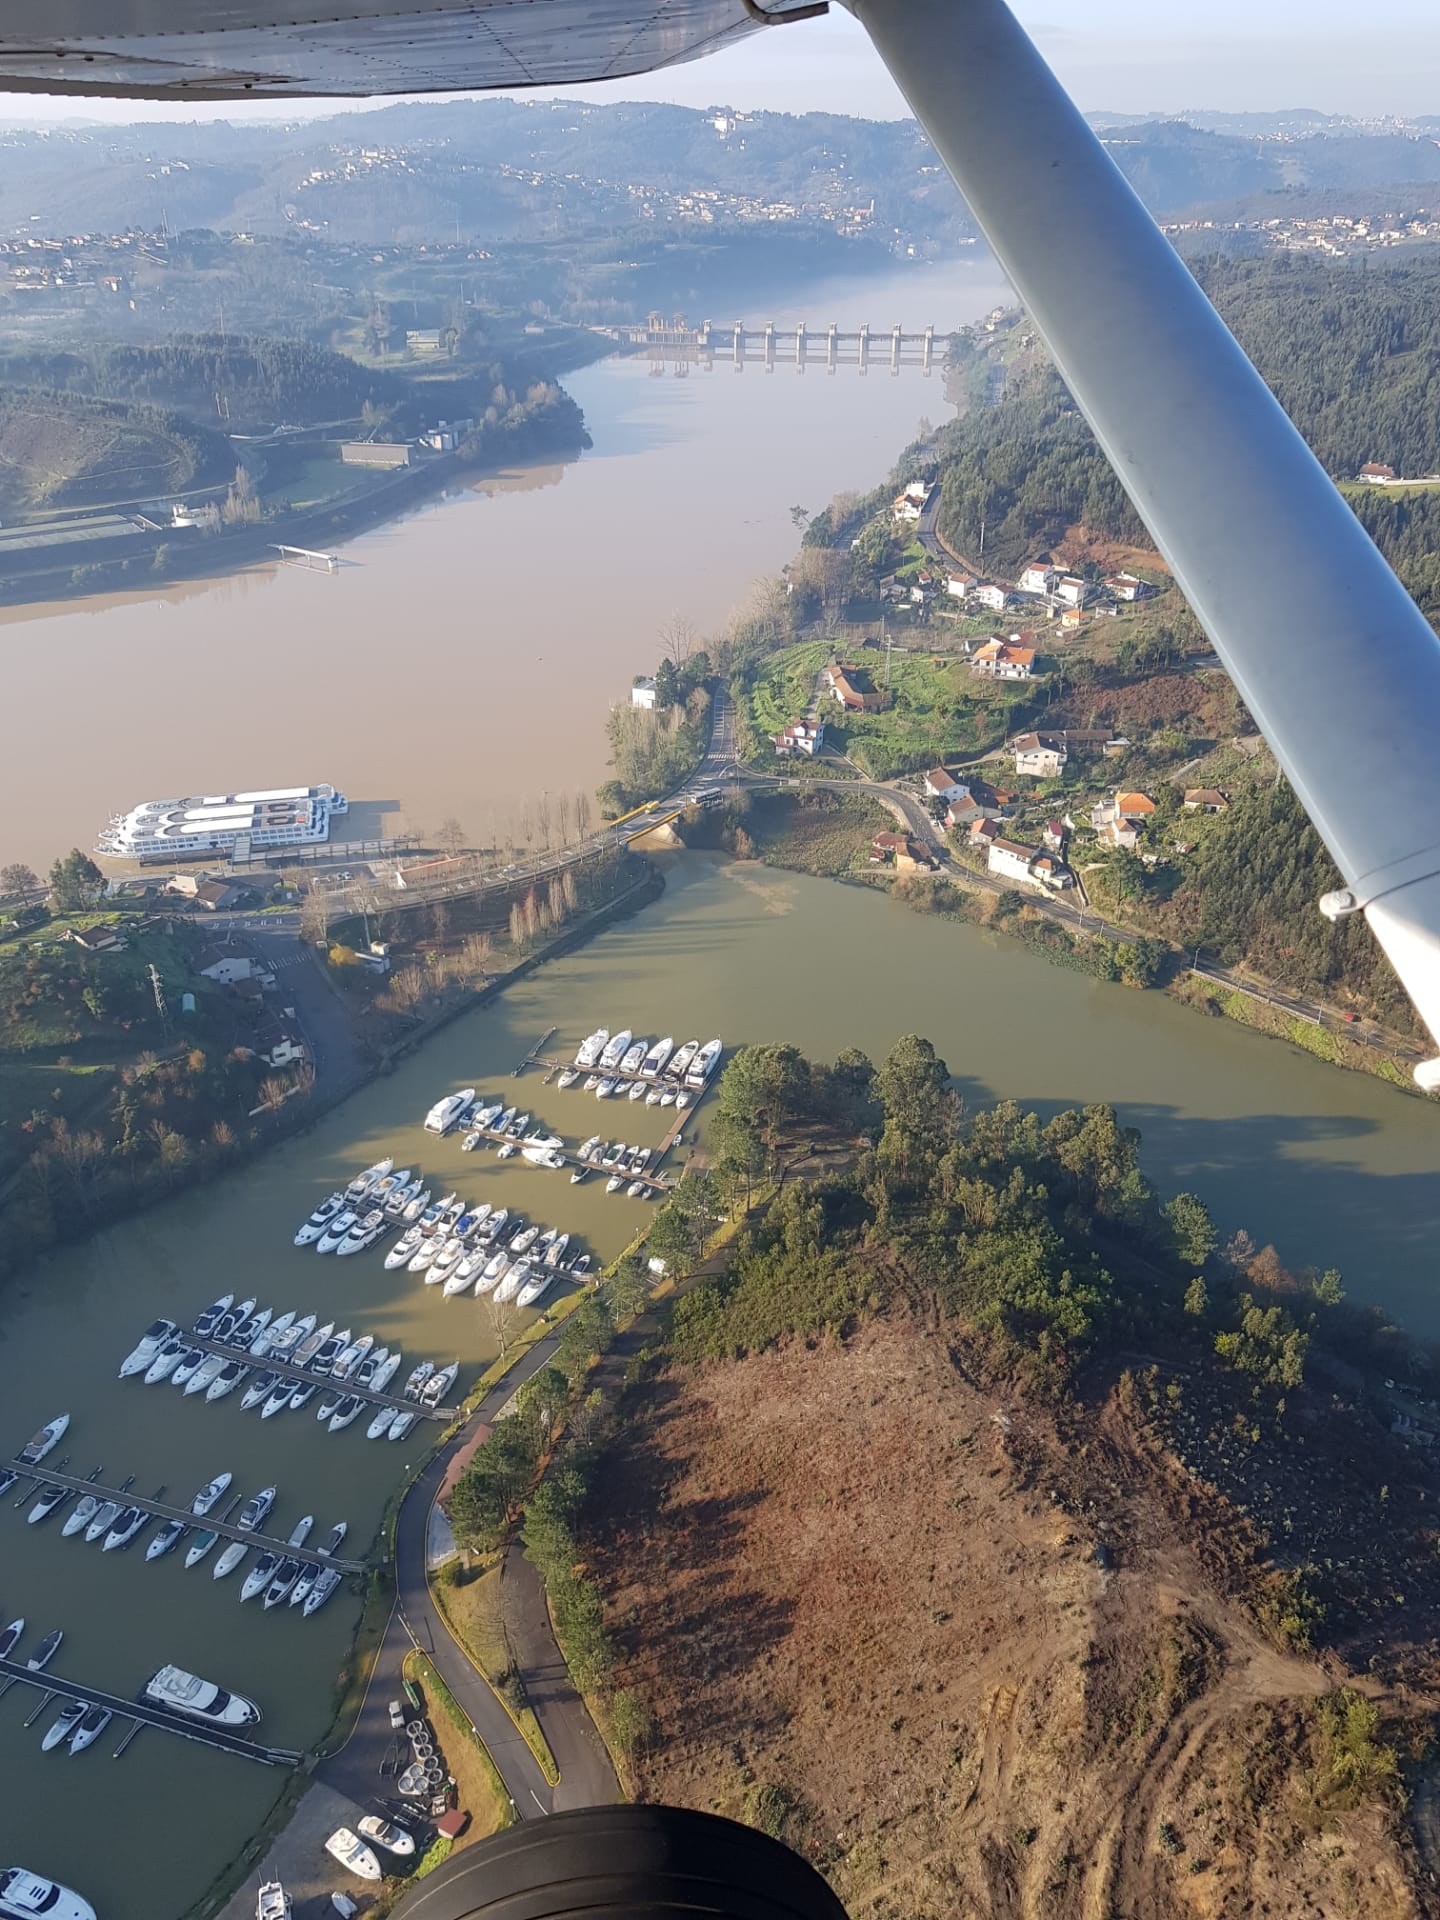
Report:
0,337,405,434
935,253,1440,610
0,389,230,512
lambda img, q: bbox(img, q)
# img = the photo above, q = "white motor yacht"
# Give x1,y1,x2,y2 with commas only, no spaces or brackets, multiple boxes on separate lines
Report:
627,1179,648,1198
515,1267,554,1309
27,1486,70,1526
118,1318,179,1380
619,1038,647,1076
574,1027,609,1069
496,1139,518,1159
358,1816,415,1858
83,1501,119,1545
370,1349,403,1395
251,1310,295,1359
205,1360,250,1403
261,1381,294,1420
144,1664,260,1727
545,1233,570,1269
240,1551,280,1602
193,1293,235,1339
61,1495,99,1540
0,1620,22,1661
421,1362,459,1408
475,1250,509,1296
263,1558,302,1608
191,1472,233,1516
598,1030,632,1072
456,1201,492,1237
668,1039,700,1081
0,1870,95,1920
494,1260,529,1305
627,1080,648,1102
242,1370,279,1412
315,1210,357,1254
557,1067,579,1089
640,1036,674,1079
19,1629,57,1670
170,1348,206,1390
213,1541,249,1581
325,1831,382,1882
595,1076,618,1099
403,1362,434,1401
606,1172,625,1194
478,1206,509,1242
268,1313,315,1364
688,1038,723,1088
675,1088,694,1110
238,1485,276,1532
294,1193,344,1246
292,1319,333,1369
509,1222,538,1254
444,1246,486,1294
184,1354,227,1397
256,1883,291,1920
400,1185,433,1224
370,1166,411,1205
645,1084,664,1107
388,1411,418,1443
310,1329,350,1378
583,1073,602,1092
102,1508,149,1552
366,1406,398,1440
336,1208,385,1257
185,1529,220,1569
317,1521,348,1556
68,1706,112,1755
229,1305,270,1349
145,1518,187,1562
304,1567,342,1614
328,1397,363,1433
332,1335,374,1383
659,1087,677,1107
426,1237,466,1287
142,1337,187,1384
40,1701,85,1753
578,1135,602,1160
386,1224,424,1269
345,1157,394,1203
407,1234,444,1274
424,1089,475,1135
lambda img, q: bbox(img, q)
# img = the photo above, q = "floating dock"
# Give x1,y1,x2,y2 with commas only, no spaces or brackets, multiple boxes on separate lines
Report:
172,1328,460,1423
0,1657,303,1767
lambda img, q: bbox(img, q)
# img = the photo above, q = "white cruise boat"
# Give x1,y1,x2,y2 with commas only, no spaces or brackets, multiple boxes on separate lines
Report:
371,1350,402,1395
425,1237,466,1286
386,1224,424,1269
294,1194,344,1247
424,1089,475,1135
687,1038,723,1089
102,1508,148,1552
40,1701,85,1753
68,1706,111,1754
268,1313,315,1364
213,1541,249,1581
476,1250,509,1296
191,1472,233,1516
598,1030,632,1072
667,1039,700,1081
328,1397,363,1433
317,1521,348,1557
444,1246,486,1295
515,1267,553,1309
344,1158,393,1203
0,1869,96,1920
257,1883,292,1920
358,1816,415,1859
557,1068,579,1089
242,1371,279,1413
316,1210,357,1254
238,1486,276,1532
171,1348,206,1390
83,1501,119,1545
98,783,347,862
304,1567,342,1614
645,1084,665,1106
371,1166,411,1204
251,1311,295,1359
627,1080,648,1102
292,1320,333,1370
185,1529,220,1569
595,1076,619,1099
619,1038,647,1076
119,1318,179,1379
332,1335,374,1383
144,1664,260,1727
366,1406,398,1440
143,1338,187,1385
521,1144,566,1168
388,1412,418,1443
658,1087,676,1107
19,1416,69,1467
494,1260,530,1305
61,1495,99,1540
403,1361,434,1401
205,1360,250,1403
574,1027,609,1069
401,1185,433,1223
193,1294,234,1339
325,1831,381,1882
640,1036,674,1079
146,1518,187,1562
421,1361,459,1408
240,1551,280,1601
336,1208,384,1257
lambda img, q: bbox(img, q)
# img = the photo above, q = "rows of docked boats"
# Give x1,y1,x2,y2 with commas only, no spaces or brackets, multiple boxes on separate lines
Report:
116,1299,461,1437
295,1157,593,1310
561,1029,721,1103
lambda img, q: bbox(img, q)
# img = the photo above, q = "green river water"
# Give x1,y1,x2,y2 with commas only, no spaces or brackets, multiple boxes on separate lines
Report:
3,852,1440,1915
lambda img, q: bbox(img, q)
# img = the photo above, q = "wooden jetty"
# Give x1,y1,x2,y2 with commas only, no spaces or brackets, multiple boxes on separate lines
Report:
172,1330,459,1423
0,1656,303,1768
514,1027,557,1077
0,1464,366,1572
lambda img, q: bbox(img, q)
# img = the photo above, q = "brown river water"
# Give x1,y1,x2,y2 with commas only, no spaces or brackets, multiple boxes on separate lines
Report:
3,260,1440,1916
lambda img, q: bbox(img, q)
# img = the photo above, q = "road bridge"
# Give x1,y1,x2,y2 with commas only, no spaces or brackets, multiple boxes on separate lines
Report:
3,1463,366,1571
0,1658,303,1767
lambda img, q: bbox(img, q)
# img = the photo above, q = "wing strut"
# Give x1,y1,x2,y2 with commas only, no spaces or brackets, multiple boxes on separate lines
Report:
844,0,1440,1086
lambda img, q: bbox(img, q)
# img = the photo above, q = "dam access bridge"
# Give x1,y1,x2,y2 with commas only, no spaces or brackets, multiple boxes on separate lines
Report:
594,316,942,375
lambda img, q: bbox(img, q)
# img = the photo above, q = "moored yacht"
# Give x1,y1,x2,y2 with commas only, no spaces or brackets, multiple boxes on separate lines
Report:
366,1406,398,1440
627,1080,648,1102
143,1337,187,1384
242,1370,280,1412
0,1869,95,1920
185,1529,220,1569
598,1030,632,1072
238,1485,276,1532
213,1540,249,1581
515,1267,554,1309
557,1067,579,1089
687,1038,723,1089
40,1701,85,1753
667,1038,700,1082
102,1507,149,1552
332,1335,374,1383
0,1620,23,1660
345,1158,393,1203
170,1348,206,1391
294,1194,344,1247
251,1310,295,1359
640,1036,674,1079
119,1318,179,1379
574,1027,609,1069
475,1249,509,1296
386,1224,425,1270
205,1360,250,1403
421,1362,459,1408
240,1551,279,1602
310,1329,350,1377
388,1411,418,1442
595,1076,619,1100
292,1319,333,1370
144,1664,260,1727
403,1362,434,1402
193,1293,235,1339
68,1706,112,1754
424,1089,475,1135
61,1495,99,1540
336,1208,385,1257
146,1518,187,1562
316,1210,357,1254
16,1415,68,1467
304,1566,342,1614
83,1501,120,1545
27,1486,70,1526
619,1038,647,1076
328,1396,363,1433
26,1629,61,1673
317,1521,348,1556
191,1472,233,1516
493,1260,529,1305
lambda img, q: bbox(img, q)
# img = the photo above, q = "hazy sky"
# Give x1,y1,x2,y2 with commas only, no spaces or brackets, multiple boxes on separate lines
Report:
0,1,1433,127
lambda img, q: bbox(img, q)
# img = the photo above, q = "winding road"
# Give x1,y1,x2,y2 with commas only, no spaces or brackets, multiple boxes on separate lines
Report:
319,1329,618,1824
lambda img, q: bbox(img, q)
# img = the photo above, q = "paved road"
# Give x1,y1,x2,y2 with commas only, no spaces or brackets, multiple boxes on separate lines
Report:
501,1545,620,1811
320,1325,617,1823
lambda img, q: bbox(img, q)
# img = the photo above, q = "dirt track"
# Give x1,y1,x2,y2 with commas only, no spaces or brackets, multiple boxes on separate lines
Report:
588,1314,1427,1919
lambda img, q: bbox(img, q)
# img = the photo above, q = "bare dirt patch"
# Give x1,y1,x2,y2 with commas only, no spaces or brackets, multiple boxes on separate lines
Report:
589,1314,1426,1920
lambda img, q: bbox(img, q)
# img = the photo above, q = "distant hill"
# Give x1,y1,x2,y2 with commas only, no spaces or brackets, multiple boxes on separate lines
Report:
0,389,230,512
5,99,1440,247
